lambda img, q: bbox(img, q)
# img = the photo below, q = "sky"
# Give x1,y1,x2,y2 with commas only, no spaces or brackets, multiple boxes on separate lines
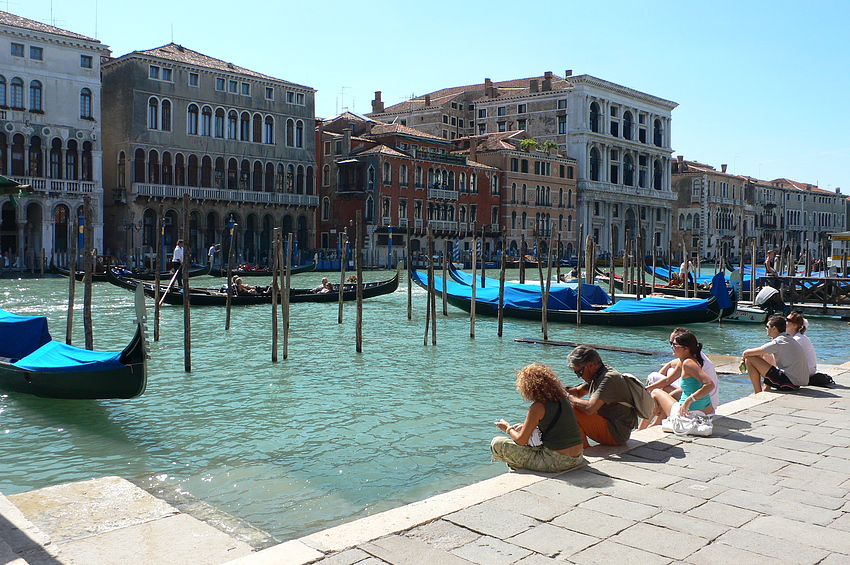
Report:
9,0,850,193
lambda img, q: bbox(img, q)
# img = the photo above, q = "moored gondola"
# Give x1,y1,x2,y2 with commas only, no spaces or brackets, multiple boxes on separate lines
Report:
209,262,316,278
0,285,149,399
107,266,399,306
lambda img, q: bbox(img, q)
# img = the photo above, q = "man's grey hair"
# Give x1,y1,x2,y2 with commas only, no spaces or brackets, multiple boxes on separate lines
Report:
568,345,602,370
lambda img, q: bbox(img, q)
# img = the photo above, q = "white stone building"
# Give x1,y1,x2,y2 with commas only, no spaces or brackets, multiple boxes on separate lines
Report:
0,11,109,267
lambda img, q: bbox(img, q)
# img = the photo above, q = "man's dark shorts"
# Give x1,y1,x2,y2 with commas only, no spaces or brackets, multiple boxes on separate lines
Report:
763,366,800,391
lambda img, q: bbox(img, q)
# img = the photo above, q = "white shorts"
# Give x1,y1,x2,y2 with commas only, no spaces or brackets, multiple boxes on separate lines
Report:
646,371,680,394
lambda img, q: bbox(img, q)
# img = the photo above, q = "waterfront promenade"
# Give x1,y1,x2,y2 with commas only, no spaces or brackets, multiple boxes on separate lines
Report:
2,360,849,565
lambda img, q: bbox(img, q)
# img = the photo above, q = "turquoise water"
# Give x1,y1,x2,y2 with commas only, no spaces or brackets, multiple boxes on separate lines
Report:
1,271,847,541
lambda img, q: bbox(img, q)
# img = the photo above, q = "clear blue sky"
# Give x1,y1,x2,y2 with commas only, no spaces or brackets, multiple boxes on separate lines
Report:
12,0,850,193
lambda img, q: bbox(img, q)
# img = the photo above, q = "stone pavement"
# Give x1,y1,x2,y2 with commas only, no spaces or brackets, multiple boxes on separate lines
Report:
2,362,849,565
225,361,850,565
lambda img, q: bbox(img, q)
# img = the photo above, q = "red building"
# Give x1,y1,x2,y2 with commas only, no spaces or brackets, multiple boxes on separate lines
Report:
317,113,501,265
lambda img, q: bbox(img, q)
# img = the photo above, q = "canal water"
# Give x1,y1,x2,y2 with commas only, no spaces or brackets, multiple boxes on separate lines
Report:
1,271,847,541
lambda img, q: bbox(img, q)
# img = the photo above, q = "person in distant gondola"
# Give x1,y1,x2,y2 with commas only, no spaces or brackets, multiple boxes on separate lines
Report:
171,240,184,272
680,258,695,286
311,277,330,293
232,275,258,294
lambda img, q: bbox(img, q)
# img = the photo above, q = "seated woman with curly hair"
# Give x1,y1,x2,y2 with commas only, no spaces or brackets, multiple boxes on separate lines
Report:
492,363,584,473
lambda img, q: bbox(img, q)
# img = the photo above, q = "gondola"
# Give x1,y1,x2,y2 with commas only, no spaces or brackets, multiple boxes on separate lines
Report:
411,268,730,327
446,263,612,307
107,266,399,306
112,263,211,280
0,285,148,399
596,269,717,300
209,262,316,278
50,255,121,282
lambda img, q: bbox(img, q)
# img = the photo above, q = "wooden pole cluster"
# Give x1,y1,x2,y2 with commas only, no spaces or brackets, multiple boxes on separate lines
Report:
423,226,436,346
608,231,615,301
355,211,364,352
576,224,583,327
182,193,191,372
83,195,93,350
339,229,348,324
519,234,526,283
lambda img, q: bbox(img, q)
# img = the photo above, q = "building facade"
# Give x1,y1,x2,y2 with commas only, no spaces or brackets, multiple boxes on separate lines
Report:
101,43,317,266
0,11,109,266
317,113,501,265
368,71,678,258
451,131,579,259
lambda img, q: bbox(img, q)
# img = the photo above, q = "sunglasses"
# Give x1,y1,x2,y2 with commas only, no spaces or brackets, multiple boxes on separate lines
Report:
670,341,685,348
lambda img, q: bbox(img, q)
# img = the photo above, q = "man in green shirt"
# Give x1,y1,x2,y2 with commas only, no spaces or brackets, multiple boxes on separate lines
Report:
565,345,638,447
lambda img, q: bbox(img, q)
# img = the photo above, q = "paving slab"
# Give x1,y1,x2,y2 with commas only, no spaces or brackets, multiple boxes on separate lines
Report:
645,510,729,541
578,494,661,522
450,535,532,565
714,526,829,565
684,500,760,528
610,521,707,560
505,522,597,558
685,542,797,565
742,515,850,554
568,539,672,565
361,534,474,565
550,507,634,539
404,520,480,551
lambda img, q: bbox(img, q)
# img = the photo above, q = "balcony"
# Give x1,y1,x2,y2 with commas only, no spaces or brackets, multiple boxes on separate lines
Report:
12,176,96,195
429,188,459,201
132,183,318,207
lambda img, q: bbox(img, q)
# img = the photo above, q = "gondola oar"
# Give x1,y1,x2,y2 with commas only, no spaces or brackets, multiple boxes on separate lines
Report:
158,269,182,307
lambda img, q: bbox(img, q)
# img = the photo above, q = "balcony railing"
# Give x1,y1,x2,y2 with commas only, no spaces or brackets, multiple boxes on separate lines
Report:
428,188,459,201
132,183,318,207
12,176,96,194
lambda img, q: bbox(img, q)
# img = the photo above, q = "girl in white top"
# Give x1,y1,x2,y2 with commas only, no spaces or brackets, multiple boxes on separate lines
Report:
786,312,817,377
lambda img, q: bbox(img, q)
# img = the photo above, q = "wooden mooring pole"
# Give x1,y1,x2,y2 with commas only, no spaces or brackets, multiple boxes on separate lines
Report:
182,193,191,372
470,230,477,339
283,232,292,359
406,227,412,320
339,228,348,324
154,204,163,341
355,212,363,352
83,195,93,350
65,235,77,345
225,221,236,330
498,234,506,338
271,228,280,362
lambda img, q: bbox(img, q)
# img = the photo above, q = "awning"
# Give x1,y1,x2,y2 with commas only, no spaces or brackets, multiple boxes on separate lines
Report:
0,175,31,195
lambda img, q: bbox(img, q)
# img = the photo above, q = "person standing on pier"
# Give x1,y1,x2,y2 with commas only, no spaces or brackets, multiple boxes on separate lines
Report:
741,315,808,393
492,363,584,473
564,345,639,447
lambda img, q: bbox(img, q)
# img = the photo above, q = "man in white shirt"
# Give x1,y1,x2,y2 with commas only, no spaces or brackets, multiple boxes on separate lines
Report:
172,240,185,271
741,315,808,393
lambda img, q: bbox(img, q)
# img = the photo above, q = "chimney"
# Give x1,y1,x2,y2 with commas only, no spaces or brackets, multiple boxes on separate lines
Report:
371,91,384,114
542,71,553,91
721,164,727,173
470,139,477,162
424,94,431,107
677,155,684,164
564,69,572,77
343,129,351,156
529,79,538,93
484,78,493,97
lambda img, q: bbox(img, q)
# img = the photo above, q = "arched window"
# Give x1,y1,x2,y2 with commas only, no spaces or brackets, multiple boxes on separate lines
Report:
214,108,225,138
306,166,314,194
227,158,238,189
511,211,517,229
589,147,601,181
161,99,171,131
459,172,466,191
66,140,78,180
448,170,455,189
201,106,212,136
296,165,304,194
10,77,23,108
383,162,391,184
691,178,701,197
29,80,42,111
240,112,250,141
400,164,408,186
678,214,685,230
148,97,159,129
263,116,274,144
322,164,330,187
163,152,173,185
286,164,294,192
415,166,422,186
148,149,160,184
686,213,693,230
0,75,6,106
187,104,199,135
653,159,663,190
252,161,263,191
568,188,573,208
322,197,330,221
623,111,633,140
295,120,304,147
589,101,600,133
201,155,212,187
27,136,43,176
48,138,62,178
134,148,145,182
227,110,238,139
491,175,498,194
265,163,275,192
175,153,186,185
286,119,294,146
80,88,92,118
653,119,663,147
365,196,374,222
253,113,263,143
623,154,634,186
239,159,249,189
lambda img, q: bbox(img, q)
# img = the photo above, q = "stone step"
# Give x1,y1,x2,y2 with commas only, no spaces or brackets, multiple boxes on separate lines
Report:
0,490,68,564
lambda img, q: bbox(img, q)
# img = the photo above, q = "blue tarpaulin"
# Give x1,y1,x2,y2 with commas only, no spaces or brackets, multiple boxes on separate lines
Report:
603,296,709,313
13,340,124,373
0,309,52,360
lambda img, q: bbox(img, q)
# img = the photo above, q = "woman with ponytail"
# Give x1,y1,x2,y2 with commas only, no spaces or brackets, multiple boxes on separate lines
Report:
651,330,715,420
